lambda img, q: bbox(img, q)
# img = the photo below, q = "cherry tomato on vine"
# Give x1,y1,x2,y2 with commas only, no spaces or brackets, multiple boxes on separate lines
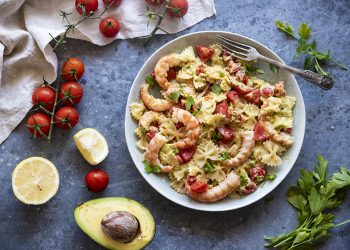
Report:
54,107,79,130
104,0,122,7
166,0,188,18
26,113,51,138
32,86,56,111
58,82,84,106
62,57,85,81
145,0,165,6
75,0,98,15
99,17,121,38
85,169,109,192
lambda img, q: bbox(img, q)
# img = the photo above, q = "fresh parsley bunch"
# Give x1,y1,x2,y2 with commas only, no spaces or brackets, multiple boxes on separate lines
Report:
275,21,348,76
265,155,350,249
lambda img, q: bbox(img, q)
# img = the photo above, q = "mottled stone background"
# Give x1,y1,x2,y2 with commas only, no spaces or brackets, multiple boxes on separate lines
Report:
0,0,349,249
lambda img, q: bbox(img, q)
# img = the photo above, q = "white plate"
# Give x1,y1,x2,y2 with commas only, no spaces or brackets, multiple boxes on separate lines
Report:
125,31,305,212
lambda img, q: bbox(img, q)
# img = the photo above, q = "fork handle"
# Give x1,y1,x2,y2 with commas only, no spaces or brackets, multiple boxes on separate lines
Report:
257,55,334,90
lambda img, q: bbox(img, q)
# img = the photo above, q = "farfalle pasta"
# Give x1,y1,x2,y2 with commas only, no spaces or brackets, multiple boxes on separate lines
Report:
130,44,296,203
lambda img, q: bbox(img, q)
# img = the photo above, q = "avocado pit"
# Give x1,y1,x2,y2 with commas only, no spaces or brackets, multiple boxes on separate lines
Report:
101,211,139,243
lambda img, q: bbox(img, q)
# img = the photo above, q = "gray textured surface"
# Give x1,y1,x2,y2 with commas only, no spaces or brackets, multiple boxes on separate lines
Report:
1,0,350,249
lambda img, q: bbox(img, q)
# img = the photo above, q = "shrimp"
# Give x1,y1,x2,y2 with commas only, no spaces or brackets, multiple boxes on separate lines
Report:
172,107,200,149
271,132,294,147
223,131,255,167
274,81,286,97
139,111,165,129
144,133,174,173
140,84,173,112
185,171,240,203
154,53,181,90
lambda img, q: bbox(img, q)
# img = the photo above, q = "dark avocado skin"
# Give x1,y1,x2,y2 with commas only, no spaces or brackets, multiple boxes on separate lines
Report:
74,197,155,250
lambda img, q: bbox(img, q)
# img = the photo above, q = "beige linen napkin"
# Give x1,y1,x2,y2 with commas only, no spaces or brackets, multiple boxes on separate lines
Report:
0,0,216,144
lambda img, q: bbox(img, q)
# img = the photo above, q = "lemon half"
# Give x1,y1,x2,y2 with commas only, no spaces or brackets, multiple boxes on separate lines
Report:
12,157,59,205
73,128,109,165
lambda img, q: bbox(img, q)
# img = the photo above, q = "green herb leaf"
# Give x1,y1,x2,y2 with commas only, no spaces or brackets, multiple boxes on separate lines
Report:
140,127,146,134
275,20,296,38
172,147,179,155
266,174,276,181
203,161,215,173
269,64,279,75
304,57,314,70
211,84,222,94
143,160,161,174
298,22,311,40
219,152,229,161
185,96,195,111
211,129,222,143
169,91,181,103
145,75,157,86
219,72,225,78
245,64,262,74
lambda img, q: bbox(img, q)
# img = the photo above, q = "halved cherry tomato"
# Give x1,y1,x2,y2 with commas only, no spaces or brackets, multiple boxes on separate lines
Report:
62,57,85,81
218,127,235,144
54,106,79,130
253,122,270,141
32,86,56,111
226,90,240,103
241,182,257,194
249,165,267,182
85,169,109,192
196,64,205,75
75,0,98,15
58,82,84,106
104,0,122,7
242,75,249,85
261,87,273,98
177,146,196,163
26,113,51,138
166,0,188,18
213,102,229,118
187,175,196,186
196,45,214,63
145,0,165,6
244,89,260,105
191,181,208,193
99,17,121,38
167,68,177,81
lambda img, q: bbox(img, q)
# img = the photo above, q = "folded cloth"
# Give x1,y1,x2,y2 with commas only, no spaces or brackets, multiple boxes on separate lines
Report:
0,0,216,144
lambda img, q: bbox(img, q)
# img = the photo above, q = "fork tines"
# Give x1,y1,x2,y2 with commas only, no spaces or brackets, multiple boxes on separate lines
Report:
217,35,249,60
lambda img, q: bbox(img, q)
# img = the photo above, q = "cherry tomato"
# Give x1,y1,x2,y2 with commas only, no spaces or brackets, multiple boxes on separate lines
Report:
217,127,235,144
54,107,79,130
75,0,98,15
232,85,254,95
213,102,229,118
99,17,121,38
85,169,109,192
261,87,273,98
242,75,249,85
226,90,240,103
187,175,196,186
58,82,84,106
104,0,122,7
249,165,267,182
166,0,188,18
241,182,257,194
62,57,85,81
166,68,177,81
146,130,157,141
196,64,205,75
177,146,196,163
196,45,214,63
32,86,56,111
26,113,51,138
253,122,270,141
191,180,208,193
145,0,165,6
244,89,260,105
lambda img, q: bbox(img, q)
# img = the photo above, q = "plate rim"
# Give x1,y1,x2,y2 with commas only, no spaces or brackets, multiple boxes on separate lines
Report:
124,30,306,212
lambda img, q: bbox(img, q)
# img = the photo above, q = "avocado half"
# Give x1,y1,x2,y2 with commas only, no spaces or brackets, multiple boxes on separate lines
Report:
74,197,155,250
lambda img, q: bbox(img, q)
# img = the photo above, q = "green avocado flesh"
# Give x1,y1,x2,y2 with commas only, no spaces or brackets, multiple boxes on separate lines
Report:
74,197,155,250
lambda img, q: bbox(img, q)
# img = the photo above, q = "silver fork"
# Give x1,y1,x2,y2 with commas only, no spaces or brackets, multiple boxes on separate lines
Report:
217,35,334,90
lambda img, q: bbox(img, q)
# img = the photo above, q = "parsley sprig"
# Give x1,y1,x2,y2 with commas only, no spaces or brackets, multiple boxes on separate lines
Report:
265,155,350,249
275,21,348,76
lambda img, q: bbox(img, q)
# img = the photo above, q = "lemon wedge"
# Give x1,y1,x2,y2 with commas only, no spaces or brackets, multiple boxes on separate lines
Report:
73,128,109,165
12,157,59,205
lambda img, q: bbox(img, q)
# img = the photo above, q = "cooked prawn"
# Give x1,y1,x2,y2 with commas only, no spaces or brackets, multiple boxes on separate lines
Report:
139,111,165,129
271,132,294,147
154,53,181,90
144,133,174,173
223,131,255,167
185,171,240,202
172,107,200,149
140,84,173,112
